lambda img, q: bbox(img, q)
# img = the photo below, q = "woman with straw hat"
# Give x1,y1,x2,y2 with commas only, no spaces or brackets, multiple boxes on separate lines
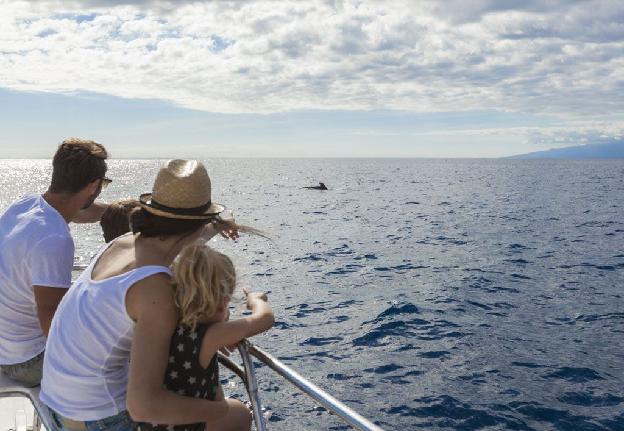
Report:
40,160,252,431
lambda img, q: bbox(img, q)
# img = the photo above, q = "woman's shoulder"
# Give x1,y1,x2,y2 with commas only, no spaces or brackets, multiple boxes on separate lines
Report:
91,236,136,281
125,272,177,322
95,235,170,278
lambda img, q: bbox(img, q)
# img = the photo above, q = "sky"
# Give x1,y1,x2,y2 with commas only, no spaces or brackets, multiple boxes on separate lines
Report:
0,0,623,158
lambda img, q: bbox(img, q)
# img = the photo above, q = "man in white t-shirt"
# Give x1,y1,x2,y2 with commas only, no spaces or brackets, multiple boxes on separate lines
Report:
0,138,110,386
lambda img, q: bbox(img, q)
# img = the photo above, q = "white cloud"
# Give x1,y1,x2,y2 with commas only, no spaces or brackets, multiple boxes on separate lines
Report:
0,0,622,126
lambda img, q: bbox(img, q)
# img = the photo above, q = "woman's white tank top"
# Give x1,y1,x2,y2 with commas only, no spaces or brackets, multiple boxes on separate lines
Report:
40,242,172,421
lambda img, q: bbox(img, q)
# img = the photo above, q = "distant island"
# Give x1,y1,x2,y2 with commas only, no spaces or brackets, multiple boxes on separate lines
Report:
509,140,624,159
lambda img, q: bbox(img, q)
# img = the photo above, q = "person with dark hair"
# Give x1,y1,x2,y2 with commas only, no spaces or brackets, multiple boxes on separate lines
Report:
0,138,111,387
41,159,247,431
100,199,141,243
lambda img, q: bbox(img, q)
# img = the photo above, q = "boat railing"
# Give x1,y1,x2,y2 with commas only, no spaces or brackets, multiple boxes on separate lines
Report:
232,340,385,431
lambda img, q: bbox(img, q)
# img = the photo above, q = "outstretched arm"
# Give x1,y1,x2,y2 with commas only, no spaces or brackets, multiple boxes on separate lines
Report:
72,201,109,223
125,273,229,424
200,217,240,242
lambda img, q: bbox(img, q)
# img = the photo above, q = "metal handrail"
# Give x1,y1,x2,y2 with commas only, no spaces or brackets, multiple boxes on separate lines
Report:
238,341,268,431
235,342,384,431
217,353,247,384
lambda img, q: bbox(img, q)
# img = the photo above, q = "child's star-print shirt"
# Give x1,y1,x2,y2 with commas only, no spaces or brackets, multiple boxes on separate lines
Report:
140,324,220,431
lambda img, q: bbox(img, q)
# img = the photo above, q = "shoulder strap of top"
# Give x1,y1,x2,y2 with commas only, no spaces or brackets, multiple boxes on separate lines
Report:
128,265,173,283
120,265,173,286
193,323,218,372
195,322,214,343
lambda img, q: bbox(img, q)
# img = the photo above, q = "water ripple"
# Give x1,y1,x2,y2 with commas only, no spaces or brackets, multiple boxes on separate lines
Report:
543,367,604,383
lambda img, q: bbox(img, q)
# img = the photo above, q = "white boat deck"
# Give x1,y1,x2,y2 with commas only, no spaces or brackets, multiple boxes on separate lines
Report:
0,397,36,431
0,373,49,431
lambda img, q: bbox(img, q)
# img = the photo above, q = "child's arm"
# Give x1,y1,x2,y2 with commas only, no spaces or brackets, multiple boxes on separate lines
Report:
199,289,274,367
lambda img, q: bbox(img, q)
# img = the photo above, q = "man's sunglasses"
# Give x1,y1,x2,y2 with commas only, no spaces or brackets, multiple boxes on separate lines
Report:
101,177,112,190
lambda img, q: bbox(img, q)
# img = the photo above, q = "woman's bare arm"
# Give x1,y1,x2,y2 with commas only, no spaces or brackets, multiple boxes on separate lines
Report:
125,273,229,424
200,218,240,242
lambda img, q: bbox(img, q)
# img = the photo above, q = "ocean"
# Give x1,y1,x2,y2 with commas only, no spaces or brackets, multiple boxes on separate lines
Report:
1,158,623,431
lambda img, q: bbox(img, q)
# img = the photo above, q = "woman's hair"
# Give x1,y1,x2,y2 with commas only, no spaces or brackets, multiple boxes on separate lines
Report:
100,199,141,242
130,208,211,238
172,243,236,329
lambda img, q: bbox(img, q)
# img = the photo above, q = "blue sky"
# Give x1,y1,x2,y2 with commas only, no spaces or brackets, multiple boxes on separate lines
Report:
0,0,622,158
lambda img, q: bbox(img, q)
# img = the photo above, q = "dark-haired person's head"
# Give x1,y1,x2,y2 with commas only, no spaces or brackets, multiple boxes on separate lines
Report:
100,199,141,243
49,138,109,209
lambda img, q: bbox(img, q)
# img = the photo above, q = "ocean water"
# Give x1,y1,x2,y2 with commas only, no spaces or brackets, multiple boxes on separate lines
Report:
1,158,623,431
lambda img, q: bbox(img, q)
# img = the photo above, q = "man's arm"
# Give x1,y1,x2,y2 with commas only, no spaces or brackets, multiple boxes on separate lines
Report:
72,201,109,223
33,286,68,336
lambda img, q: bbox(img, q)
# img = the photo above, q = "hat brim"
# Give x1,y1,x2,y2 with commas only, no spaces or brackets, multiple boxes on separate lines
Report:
139,193,225,220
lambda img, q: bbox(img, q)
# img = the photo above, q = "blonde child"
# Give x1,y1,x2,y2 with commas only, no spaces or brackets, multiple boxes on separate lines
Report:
140,243,274,431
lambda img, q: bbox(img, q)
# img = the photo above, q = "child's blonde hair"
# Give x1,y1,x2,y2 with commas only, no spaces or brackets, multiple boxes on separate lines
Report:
172,243,236,329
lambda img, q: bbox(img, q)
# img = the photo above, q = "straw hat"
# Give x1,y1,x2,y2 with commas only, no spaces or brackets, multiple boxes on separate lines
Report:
139,159,225,220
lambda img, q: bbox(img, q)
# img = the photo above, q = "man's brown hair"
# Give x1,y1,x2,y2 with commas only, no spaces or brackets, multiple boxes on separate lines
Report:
49,138,108,193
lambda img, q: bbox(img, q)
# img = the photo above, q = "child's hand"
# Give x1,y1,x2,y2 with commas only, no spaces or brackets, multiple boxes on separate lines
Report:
243,288,268,309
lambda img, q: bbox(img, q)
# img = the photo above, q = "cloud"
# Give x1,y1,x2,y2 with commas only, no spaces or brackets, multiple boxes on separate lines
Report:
424,0,590,24
0,0,622,122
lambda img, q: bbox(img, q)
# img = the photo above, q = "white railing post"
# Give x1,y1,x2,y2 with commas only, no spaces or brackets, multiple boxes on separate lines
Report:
237,341,268,431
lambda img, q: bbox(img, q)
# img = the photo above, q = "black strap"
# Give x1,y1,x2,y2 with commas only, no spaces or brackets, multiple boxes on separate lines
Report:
149,198,211,216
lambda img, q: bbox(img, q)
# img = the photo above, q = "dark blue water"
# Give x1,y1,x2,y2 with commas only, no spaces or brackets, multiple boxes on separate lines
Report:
1,158,623,430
